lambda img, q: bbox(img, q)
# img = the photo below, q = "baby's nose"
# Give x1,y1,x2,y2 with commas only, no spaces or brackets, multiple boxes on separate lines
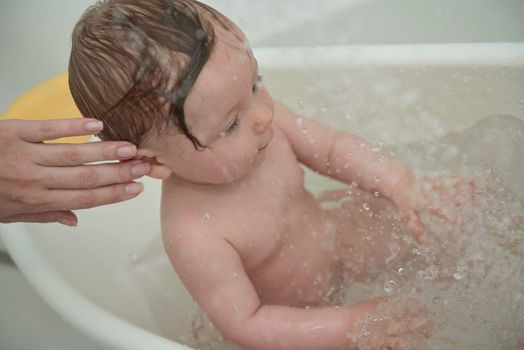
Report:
253,107,273,134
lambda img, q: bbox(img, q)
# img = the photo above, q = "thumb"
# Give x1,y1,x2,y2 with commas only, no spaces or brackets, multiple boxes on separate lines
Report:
2,211,78,227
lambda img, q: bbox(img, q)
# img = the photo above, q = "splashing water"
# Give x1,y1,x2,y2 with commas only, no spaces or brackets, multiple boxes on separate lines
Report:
336,115,524,349
131,116,523,349
339,173,524,350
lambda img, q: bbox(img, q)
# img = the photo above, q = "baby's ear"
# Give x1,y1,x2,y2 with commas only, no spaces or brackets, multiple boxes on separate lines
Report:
136,149,172,180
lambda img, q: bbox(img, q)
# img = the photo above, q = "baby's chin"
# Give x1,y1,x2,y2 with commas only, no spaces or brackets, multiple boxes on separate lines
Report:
216,153,268,184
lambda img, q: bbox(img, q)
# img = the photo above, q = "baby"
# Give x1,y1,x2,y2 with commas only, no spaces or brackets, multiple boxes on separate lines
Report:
68,1,476,349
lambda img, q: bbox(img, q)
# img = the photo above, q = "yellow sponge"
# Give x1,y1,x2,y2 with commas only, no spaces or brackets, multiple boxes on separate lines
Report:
1,73,88,144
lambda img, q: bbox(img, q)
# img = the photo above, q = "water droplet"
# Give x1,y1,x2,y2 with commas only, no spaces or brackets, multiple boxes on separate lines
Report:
362,202,370,211
195,28,205,40
384,280,397,294
453,266,467,281
374,192,380,197
425,265,439,280
398,267,405,275
412,247,422,255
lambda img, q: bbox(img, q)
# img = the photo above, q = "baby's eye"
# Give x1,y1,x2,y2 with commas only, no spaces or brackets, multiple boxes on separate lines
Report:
221,115,240,137
252,75,264,93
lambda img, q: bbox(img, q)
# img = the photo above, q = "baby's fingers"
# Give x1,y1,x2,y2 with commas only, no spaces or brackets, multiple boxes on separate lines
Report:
401,209,426,244
453,179,480,203
430,202,461,225
409,315,433,338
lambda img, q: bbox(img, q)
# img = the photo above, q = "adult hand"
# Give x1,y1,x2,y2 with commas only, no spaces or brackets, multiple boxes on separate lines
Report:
0,118,150,226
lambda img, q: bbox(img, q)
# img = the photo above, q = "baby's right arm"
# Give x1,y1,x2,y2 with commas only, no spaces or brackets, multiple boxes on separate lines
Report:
164,224,430,350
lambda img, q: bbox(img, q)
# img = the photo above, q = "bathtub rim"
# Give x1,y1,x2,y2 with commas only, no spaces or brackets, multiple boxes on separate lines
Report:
0,225,190,350
254,42,524,69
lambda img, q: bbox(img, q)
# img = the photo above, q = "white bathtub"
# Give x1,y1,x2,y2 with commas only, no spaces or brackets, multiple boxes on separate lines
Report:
1,0,523,349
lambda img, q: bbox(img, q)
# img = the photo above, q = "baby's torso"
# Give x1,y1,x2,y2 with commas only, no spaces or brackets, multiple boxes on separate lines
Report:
163,127,337,306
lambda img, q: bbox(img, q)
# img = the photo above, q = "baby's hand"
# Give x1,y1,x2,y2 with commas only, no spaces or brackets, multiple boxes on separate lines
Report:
392,175,479,243
348,298,433,350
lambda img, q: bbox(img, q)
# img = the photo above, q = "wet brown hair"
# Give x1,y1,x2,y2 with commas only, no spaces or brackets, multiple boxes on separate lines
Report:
68,0,231,148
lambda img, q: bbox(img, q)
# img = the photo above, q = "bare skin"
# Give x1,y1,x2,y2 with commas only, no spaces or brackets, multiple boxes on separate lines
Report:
0,118,150,225
139,24,474,350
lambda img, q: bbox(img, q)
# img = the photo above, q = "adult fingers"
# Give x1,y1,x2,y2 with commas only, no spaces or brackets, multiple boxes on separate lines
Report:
45,181,144,211
41,160,150,189
33,141,139,166
15,118,104,142
2,210,77,226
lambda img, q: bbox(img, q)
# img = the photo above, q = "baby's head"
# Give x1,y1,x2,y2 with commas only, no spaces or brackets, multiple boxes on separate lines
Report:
69,0,274,183
69,0,228,147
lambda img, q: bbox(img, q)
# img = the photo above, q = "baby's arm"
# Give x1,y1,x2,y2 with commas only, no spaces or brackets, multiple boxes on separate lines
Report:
274,102,477,240
165,223,378,350
274,101,410,201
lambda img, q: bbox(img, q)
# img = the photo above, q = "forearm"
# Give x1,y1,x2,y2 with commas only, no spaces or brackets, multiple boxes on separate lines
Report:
229,302,375,350
327,131,414,199
274,104,413,200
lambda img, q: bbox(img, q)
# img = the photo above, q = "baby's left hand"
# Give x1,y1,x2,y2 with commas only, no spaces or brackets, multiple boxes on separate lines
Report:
392,175,479,243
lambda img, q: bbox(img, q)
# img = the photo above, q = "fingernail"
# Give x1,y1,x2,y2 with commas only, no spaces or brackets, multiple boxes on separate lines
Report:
84,120,104,132
131,163,150,177
125,182,144,195
117,145,137,158
57,218,77,227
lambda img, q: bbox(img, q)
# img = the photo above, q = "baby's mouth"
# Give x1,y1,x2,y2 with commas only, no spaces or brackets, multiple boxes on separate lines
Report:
258,143,269,151
257,128,274,152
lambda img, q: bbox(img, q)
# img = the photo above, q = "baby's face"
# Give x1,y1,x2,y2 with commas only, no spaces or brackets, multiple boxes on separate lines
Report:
147,25,274,184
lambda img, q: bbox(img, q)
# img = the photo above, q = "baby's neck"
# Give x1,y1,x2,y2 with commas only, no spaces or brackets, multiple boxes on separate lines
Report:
162,172,247,193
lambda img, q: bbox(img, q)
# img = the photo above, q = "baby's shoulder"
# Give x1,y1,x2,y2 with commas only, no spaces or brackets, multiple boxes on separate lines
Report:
161,189,231,240
161,200,226,255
